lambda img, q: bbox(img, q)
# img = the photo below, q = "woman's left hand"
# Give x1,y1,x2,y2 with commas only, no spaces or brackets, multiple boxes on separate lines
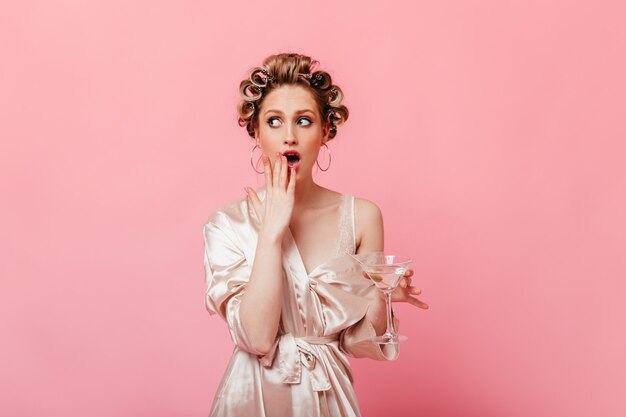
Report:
362,269,429,309
393,269,429,309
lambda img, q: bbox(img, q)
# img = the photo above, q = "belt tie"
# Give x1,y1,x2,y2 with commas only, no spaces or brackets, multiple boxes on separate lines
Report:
260,333,339,392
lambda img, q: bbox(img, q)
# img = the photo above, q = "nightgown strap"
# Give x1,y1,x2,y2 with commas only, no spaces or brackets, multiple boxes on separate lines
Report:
332,194,356,258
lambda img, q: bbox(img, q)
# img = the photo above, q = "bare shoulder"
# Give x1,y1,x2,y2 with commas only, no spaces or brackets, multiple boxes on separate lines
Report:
354,197,383,221
354,197,384,252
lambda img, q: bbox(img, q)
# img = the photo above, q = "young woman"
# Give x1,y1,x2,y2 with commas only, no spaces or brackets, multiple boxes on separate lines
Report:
203,52,428,417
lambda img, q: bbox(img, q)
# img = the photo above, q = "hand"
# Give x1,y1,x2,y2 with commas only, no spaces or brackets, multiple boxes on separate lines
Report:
362,268,429,309
245,152,296,241
392,269,429,309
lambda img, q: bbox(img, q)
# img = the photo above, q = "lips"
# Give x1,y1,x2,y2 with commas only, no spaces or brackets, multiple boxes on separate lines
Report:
282,150,301,168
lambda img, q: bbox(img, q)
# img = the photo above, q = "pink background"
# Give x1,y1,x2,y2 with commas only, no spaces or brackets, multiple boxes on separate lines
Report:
2,1,625,416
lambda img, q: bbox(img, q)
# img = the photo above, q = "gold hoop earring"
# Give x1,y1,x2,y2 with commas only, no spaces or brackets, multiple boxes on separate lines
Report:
316,143,331,172
250,144,264,174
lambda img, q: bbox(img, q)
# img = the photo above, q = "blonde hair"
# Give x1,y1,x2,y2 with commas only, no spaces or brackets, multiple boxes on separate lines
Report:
237,53,349,140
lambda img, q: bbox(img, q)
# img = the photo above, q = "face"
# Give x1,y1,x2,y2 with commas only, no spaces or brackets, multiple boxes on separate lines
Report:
254,84,329,179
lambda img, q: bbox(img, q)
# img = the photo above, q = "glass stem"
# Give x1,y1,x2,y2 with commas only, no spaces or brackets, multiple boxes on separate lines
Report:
384,291,395,337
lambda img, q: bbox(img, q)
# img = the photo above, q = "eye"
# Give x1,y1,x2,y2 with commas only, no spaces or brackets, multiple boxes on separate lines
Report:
267,117,281,127
298,117,312,126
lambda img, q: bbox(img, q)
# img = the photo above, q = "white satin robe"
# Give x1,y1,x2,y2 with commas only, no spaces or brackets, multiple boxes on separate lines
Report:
203,190,398,417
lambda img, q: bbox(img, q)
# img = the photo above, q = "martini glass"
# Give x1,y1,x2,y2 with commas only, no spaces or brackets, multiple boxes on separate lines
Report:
360,253,412,344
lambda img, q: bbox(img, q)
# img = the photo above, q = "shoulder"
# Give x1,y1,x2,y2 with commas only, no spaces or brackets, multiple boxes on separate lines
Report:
203,195,251,254
204,194,250,229
354,197,383,224
353,197,384,251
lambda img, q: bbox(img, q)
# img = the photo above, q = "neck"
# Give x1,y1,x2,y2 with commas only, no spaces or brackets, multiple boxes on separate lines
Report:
292,173,322,209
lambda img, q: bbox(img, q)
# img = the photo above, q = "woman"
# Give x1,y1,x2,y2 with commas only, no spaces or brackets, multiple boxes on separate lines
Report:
203,52,428,417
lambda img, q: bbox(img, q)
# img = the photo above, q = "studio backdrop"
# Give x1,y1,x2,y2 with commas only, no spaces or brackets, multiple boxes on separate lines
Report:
1,1,625,416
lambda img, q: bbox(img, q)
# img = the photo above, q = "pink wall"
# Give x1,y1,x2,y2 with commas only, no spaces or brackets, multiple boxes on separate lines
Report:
2,1,625,416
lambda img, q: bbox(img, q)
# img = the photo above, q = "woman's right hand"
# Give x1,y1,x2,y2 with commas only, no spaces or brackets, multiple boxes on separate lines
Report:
240,152,295,354
245,152,296,241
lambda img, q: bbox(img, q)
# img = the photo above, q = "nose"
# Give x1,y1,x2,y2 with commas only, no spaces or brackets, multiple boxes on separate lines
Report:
284,124,298,145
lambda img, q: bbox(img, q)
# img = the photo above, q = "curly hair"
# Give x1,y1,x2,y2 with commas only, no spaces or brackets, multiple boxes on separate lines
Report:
237,53,349,140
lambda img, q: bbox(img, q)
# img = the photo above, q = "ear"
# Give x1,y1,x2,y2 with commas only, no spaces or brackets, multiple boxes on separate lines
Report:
253,122,260,143
322,122,330,144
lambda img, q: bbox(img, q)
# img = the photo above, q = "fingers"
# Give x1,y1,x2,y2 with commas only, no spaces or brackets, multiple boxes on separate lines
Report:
393,285,428,309
404,285,428,309
408,286,421,296
263,155,272,192
407,297,429,309
262,153,292,197
279,154,288,188
287,166,296,194
244,187,261,216
273,153,282,188
268,153,290,191
400,269,414,288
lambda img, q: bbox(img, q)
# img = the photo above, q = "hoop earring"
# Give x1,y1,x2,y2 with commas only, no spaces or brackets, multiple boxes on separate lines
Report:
316,143,332,172
250,144,264,174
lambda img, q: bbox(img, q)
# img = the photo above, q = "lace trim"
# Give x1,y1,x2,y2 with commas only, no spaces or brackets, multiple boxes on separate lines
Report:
332,195,356,258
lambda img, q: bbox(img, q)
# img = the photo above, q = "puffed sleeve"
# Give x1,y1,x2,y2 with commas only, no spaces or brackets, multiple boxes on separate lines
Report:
308,255,399,361
203,211,265,356
338,305,399,361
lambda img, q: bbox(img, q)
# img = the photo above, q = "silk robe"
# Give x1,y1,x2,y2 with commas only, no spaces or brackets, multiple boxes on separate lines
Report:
203,190,399,417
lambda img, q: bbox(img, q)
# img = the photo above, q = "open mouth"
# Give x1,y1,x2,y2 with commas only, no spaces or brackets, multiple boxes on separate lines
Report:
282,150,301,168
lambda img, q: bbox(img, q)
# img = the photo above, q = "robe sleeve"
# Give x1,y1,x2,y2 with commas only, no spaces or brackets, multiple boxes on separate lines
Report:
203,211,266,356
338,307,400,361
309,255,401,361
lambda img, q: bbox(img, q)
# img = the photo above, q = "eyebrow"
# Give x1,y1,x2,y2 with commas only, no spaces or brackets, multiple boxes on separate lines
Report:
263,109,316,116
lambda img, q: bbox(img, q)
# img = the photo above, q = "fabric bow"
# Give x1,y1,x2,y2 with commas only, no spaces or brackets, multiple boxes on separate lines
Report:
260,333,339,392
